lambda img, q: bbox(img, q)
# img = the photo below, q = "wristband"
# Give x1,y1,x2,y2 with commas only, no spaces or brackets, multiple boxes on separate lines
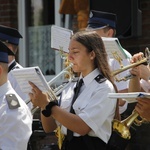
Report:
42,100,58,117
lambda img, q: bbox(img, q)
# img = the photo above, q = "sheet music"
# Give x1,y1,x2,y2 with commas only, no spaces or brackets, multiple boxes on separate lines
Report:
101,37,127,59
11,66,51,94
51,26,127,59
108,92,150,103
51,25,73,53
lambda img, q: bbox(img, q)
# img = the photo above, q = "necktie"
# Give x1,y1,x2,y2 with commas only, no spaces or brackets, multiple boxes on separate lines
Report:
66,79,83,141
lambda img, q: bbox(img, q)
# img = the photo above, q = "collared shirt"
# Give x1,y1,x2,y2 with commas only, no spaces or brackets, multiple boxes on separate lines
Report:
8,59,32,109
59,68,117,143
109,49,132,114
140,79,150,92
0,81,32,150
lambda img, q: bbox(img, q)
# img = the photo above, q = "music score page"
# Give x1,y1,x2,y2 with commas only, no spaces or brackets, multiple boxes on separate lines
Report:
108,92,150,103
51,25,73,53
11,66,51,94
101,37,128,59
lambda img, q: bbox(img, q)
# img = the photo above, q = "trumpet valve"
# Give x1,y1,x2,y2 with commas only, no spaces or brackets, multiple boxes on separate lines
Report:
113,119,131,140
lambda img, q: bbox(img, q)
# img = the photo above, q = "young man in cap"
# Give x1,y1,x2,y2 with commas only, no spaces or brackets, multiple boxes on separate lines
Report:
86,10,132,113
0,25,32,109
0,41,32,150
86,10,137,150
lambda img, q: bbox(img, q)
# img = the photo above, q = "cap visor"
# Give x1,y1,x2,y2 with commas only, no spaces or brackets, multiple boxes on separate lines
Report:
86,25,109,31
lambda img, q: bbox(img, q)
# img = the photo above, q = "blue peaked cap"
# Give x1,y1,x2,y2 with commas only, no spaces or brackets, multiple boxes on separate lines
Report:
0,25,22,45
87,10,117,29
0,40,10,63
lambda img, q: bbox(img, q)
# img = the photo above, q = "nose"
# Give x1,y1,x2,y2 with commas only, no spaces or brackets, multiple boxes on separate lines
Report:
68,52,73,61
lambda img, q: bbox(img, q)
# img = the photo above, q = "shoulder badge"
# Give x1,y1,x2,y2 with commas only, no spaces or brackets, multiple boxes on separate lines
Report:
6,94,20,109
95,74,107,83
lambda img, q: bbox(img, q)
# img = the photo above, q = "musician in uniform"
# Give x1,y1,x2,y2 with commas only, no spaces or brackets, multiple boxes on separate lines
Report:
129,52,150,121
0,25,32,109
0,41,32,150
29,31,118,150
86,10,132,113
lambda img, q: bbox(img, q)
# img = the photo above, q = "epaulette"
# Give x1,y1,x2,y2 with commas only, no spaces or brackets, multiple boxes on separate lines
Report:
95,74,107,83
6,93,20,109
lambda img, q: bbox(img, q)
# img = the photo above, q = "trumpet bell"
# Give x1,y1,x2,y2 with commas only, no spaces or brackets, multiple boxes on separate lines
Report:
112,110,147,140
113,119,131,140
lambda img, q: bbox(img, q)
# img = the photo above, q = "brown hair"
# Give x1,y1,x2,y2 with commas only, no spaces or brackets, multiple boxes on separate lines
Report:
72,31,114,83
72,30,120,119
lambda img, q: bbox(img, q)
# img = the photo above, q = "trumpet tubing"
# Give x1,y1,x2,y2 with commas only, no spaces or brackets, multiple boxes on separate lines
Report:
112,57,147,76
112,47,150,82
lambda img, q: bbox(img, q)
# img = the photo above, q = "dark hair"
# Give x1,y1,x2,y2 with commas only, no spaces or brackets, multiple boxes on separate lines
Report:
103,26,116,37
71,31,118,92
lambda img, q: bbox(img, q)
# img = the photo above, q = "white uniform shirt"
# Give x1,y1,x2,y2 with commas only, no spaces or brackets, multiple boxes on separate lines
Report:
59,69,117,143
0,81,32,150
8,60,32,109
109,49,132,114
140,79,150,92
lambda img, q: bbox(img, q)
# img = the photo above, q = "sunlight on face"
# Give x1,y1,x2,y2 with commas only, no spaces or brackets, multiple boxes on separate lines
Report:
68,39,94,76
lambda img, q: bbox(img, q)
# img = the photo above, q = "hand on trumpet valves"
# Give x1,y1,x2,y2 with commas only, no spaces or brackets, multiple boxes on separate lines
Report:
28,81,50,110
130,64,150,81
130,52,144,64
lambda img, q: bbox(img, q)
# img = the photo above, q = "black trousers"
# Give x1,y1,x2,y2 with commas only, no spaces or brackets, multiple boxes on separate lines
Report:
61,135,107,150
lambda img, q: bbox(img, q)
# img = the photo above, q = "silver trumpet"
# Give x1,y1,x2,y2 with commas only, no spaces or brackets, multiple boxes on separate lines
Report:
27,63,74,114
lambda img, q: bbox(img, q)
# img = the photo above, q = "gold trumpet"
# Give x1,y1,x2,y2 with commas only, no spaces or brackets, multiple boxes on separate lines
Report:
112,47,150,82
113,110,148,140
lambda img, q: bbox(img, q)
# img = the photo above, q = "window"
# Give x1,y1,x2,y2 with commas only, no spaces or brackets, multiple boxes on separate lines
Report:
18,0,62,81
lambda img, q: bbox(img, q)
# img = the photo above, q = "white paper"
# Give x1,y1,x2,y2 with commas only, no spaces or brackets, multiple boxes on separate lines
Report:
11,66,51,94
101,37,127,59
51,25,73,53
108,92,150,103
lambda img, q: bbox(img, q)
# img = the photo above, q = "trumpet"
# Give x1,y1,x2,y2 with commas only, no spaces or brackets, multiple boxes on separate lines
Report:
113,110,149,139
112,47,150,82
28,63,74,114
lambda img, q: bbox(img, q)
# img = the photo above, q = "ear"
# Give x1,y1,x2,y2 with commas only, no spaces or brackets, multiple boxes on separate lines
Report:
90,50,96,60
107,29,114,37
0,65,2,75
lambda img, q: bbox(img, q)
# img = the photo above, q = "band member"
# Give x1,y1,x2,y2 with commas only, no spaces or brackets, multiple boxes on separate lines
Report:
86,10,132,113
129,51,150,121
0,41,32,150
129,51,150,92
0,25,32,109
29,31,118,150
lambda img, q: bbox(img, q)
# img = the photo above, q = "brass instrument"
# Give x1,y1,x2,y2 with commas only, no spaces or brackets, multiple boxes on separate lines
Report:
55,126,65,150
112,47,150,82
113,110,149,139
